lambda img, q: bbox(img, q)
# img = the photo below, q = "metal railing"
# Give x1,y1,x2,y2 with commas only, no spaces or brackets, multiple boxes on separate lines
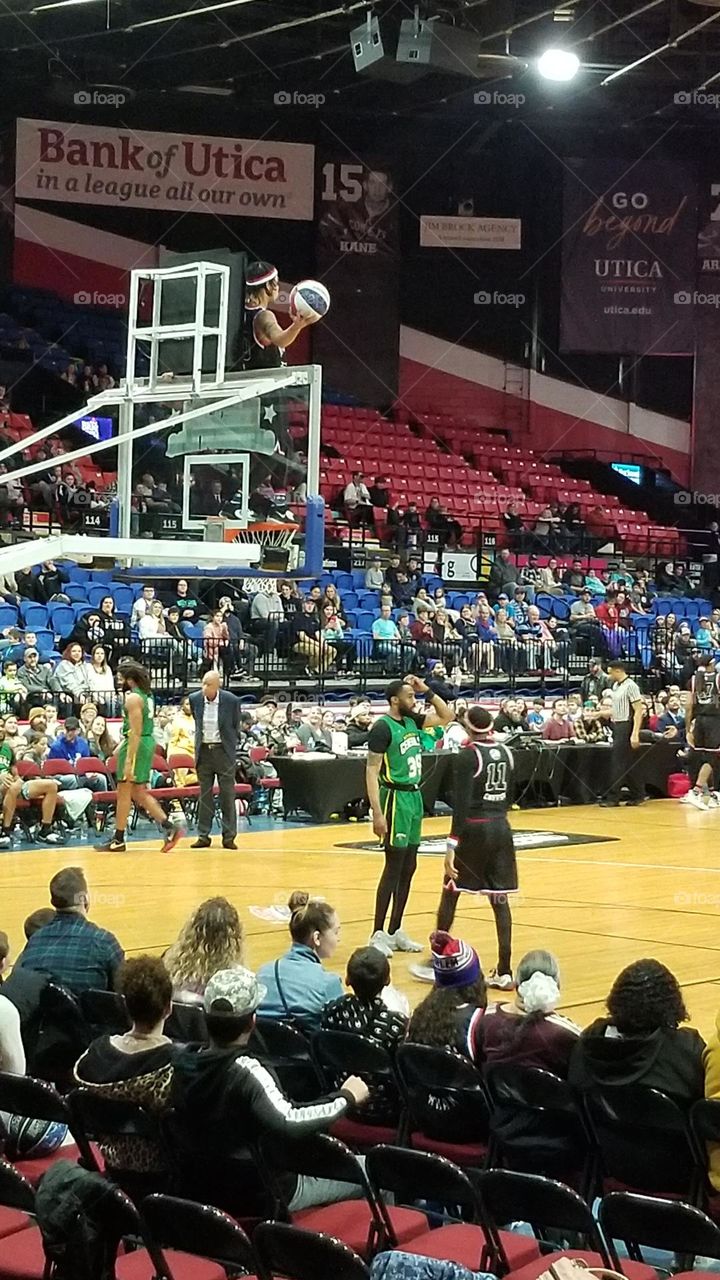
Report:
106,632,642,701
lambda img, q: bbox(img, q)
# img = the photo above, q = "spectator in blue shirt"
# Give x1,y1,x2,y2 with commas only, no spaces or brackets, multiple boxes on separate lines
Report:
257,891,343,1032
695,618,715,651
507,586,530,625
657,692,687,745
48,716,107,790
372,603,415,670
14,866,124,995
48,716,91,765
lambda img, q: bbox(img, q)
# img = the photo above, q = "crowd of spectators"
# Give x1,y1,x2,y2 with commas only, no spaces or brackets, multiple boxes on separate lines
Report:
344,472,466,549
341,469,605,554
0,659,699,847
2,868,720,1233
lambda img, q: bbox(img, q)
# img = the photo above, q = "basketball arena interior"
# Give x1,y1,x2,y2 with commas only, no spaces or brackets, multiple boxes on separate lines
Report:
1,3,720,1275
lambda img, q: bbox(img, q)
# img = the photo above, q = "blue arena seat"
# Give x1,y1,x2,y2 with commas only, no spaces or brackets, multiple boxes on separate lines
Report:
87,584,112,608
357,592,379,609
356,611,375,633
112,588,134,615
47,603,75,634
33,629,54,654
0,606,18,629
20,603,48,629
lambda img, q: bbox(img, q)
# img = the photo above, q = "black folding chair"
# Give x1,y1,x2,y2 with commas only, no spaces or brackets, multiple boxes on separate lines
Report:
365,1144,538,1275
0,1159,36,1214
160,1108,273,1225
31,981,91,1087
163,1001,208,1044
690,1098,720,1210
68,1088,168,1200
484,1063,592,1190
140,1194,259,1276
584,1084,703,1202
38,1164,147,1280
0,1072,98,1180
259,1131,426,1259
477,1167,621,1277
0,1160,46,1278
253,1220,371,1280
599,1190,720,1276
249,1018,324,1104
396,1042,491,1167
313,1029,403,1145
79,988,131,1038
0,1157,37,1241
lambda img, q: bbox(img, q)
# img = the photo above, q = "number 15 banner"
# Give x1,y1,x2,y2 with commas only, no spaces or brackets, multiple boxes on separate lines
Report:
313,151,399,406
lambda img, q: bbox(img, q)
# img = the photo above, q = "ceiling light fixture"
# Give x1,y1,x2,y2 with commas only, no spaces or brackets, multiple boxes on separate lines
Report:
128,0,257,31
537,47,580,80
31,0,102,11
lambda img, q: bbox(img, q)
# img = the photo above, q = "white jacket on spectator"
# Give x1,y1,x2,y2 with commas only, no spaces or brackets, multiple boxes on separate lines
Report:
85,665,116,695
344,480,370,508
0,993,25,1073
51,659,92,698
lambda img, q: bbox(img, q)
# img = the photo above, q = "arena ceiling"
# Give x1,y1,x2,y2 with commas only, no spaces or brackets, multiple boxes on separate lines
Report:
1,0,720,129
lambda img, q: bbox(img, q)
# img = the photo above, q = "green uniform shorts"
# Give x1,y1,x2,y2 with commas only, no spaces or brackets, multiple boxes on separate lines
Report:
380,785,423,849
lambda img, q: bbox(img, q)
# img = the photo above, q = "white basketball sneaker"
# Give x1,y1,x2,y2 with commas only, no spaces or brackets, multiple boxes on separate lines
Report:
390,929,424,952
486,969,516,991
686,788,711,810
369,930,395,956
409,961,435,983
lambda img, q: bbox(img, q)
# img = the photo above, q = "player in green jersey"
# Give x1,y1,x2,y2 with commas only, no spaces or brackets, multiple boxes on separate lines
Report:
95,660,185,854
366,676,453,953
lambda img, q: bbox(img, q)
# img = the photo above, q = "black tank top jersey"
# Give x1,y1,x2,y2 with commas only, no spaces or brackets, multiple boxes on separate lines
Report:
241,304,284,371
450,741,514,837
693,668,720,714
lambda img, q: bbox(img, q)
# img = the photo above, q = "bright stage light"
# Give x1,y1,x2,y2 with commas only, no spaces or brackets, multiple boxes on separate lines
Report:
538,48,580,81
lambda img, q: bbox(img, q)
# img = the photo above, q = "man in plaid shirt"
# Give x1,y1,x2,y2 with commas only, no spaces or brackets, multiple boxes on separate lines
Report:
13,866,123,995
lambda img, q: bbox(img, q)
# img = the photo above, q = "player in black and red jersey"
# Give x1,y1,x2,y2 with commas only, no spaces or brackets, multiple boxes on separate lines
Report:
410,705,517,990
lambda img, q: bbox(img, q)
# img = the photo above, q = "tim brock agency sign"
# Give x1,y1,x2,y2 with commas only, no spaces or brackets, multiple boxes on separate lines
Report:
15,119,315,221
559,157,697,355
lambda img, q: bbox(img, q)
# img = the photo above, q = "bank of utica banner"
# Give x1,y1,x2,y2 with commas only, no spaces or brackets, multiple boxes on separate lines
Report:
15,118,315,221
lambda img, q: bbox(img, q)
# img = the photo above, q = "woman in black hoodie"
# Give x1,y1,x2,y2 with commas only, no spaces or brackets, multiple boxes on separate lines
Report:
569,958,705,1107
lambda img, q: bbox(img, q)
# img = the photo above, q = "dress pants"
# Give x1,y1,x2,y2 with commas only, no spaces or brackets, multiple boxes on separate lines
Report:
606,720,643,802
197,742,237,839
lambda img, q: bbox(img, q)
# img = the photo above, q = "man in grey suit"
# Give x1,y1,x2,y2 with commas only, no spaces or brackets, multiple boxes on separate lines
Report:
189,670,241,850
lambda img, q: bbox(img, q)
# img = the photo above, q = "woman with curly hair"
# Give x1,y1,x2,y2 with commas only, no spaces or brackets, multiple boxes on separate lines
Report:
569,958,705,1105
74,955,174,1187
407,932,487,1057
164,896,245,1004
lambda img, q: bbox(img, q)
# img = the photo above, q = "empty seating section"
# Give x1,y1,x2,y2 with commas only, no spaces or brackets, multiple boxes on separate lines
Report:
1,284,129,377
316,403,682,555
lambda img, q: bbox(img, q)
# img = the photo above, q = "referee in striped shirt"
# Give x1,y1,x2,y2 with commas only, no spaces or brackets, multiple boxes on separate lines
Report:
599,659,645,807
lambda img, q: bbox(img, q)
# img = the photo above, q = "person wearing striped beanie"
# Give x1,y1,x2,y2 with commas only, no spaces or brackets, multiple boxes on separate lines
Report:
407,931,487,1058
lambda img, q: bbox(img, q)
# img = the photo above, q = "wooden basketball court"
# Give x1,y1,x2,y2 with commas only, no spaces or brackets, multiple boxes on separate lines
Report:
3,798,720,1039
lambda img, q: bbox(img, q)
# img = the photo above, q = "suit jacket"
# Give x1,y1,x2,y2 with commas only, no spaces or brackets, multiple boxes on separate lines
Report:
190,689,241,763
